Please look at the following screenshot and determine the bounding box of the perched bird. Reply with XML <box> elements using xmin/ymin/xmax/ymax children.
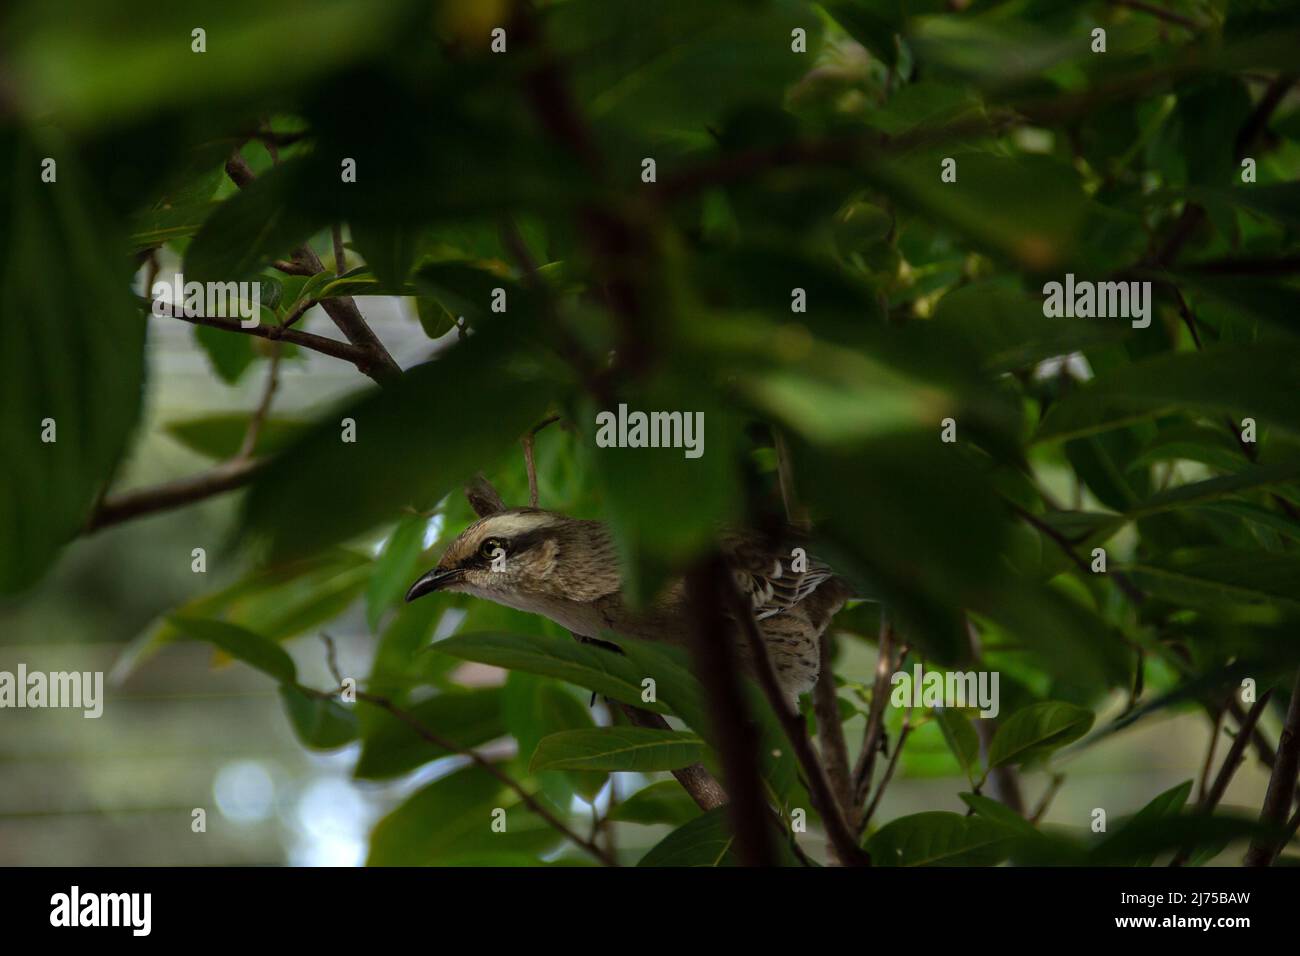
<box><xmin>405</xmin><ymin>508</ymin><xmax>853</xmax><ymax>701</ymax></box>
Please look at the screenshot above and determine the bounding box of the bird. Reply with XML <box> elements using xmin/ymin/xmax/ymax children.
<box><xmin>405</xmin><ymin>507</ymin><xmax>854</xmax><ymax>701</ymax></box>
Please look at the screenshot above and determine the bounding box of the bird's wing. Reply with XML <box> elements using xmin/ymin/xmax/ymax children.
<box><xmin>723</xmin><ymin>534</ymin><xmax>838</xmax><ymax>621</ymax></box>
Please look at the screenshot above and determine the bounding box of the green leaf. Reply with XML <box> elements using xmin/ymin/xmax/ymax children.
<box><xmin>240</xmin><ymin>325</ymin><xmax>553</xmax><ymax>559</ymax></box>
<box><xmin>1118</xmin><ymin>780</ymin><xmax>1194</xmax><ymax>867</ymax></box>
<box><xmin>608</xmin><ymin>780</ymin><xmax>703</xmax><ymax>827</ymax></box>
<box><xmin>192</xmin><ymin>324</ymin><xmax>257</xmax><ymax>384</ymax></box>
<box><xmin>502</xmin><ymin>674</ymin><xmax>604</xmax><ymax>804</ymax></box>
<box><xmin>934</xmin><ymin>708</ymin><xmax>981</xmax><ymax>783</ymax></box>
<box><xmin>866</xmin><ymin>811</ymin><xmax>1016</xmax><ymax>867</ymax></box>
<box><xmin>415</xmin><ymin>297</ymin><xmax>457</xmax><ymax>339</ymax></box>
<box><xmin>958</xmin><ymin>793</ymin><xmax>1040</xmax><ymax>837</ymax></box>
<box><xmin>436</xmin><ymin>631</ymin><xmax>673</xmax><ymax>717</ymax></box>
<box><xmin>167</xmin><ymin>616</ymin><xmax>297</xmax><ymax>684</ymax></box>
<box><xmin>987</xmin><ymin>702</ymin><xmax>1095</xmax><ymax>768</ymax></box>
<box><xmin>636</xmin><ymin>806</ymin><xmax>803</xmax><ymax>867</ymax></box>
<box><xmin>354</xmin><ymin>688</ymin><xmax>506</xmax><ymax>781</ymax></box>
<box><xmin>435</xmin><ymin>631</ymin><xmax>798</xmax><ymax>803</ymax></box>
<box><xmin>552</xmin><ymin>0</ymin><xmax>820</xmax><ymax>133</ymax></box>
<box><xmin>932</xmin><ymin>280</ymin><xmax>1128</xmax><ymax>373</ymax></box>
<box><xmin>1124</xmin><ymin>549</ymin><xmax>1300</xmax><ymax>611</ymax></box>
<box><xmin>185</xmin><ymin>156</ymin><xmax>326</xmax><ymax>282</ymax></box>
<box><xmin>1128</xmin><ymin>463</ymin><xmax>1300</xmax><ymax>519</ymax></box>
<box><xmin>165</xmin><ymin>413</ymin><xmax>312</xmax><ymax>459</ymax></box>
<box><xmin>638</xmin><ymin>807</ymin><xmax>740</xmax><ymax>867</ymax></box>
<box><xmin>1036</xmin><ymin>345</ymin><xmax>1300</xmax><ymax>443</ymax></box>
<box><xmin>349</xmin><ymin>220</ymin><xmax>416</xmax><ymax>289</ymax></box>
<box><xmin>279</xmin><ymin>683</ymin><xmax>359</xmax><ymax>750</ymax></box>
<box><xmin>531</xmin><ymin>728</ymin><xmax>705</xmax><ymax>773</ymax></box>
<box><xmin>365</xmin><ymin>514</ymin><xmax>427</xmax><ymax>630</ymax></box>
<box><xmin>0</xmin><ymin>129</ymin><xmax>145</xmax><ymax>593</ymax></box>
<box><xmin>367</xmin><ymin>764</ymin><xmax>561</xmax><ymax>866</ymax></box>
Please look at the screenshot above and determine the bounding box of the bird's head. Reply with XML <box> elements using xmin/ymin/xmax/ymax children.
<box><xmin>405</xmin><ymin>508</ymin><xmax>615</xmax><ymax>606</ymax></box>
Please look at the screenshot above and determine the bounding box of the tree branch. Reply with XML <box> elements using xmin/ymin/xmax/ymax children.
<box><xmin>355</xmin><ymin>688</ymin><xmax>618</xmax><ymax>866</ymax></box>
<box><xmin>1245</xmin><ymin>671</ymin><xmax>1300</xmax><ymax>866</ymax></box>
<box><xmin>1108</xmin><ymin>0</ymin><xmax>1200</xmax><ymax>30</ymax></box>
<box><xmin>618</xmin><ymin>705</ymin><xmax>728</xmax><ymax>811</ymax></box>
<box><xmin>683</xmin><ymin>557</ymin><xmax>779</xmax><ymax>866</ymax></box>
<box><xmin>1171</xmin><ymin>688</ymin><xmax>1272</xmax><ymax>866</ymax></box>
<box><xmin>852</xmin><ymin>616</ymin><xmax>896</xmax><ymax>815</ymax></box>
<box><xmin>724</xmin><ymin>575</ymin><xmax>871</xmax><ymax>865</ymax></box>
<box><xmin>85</xmin><ymin>457</ymin><xmax>263</xmax><ymax>533</ymax></box>
<box><xmin>223</xmin><ymin>152</ymin><xmax>400</xmax><ymax>384</ymax></box>
<box><xmin>861</xmin><ymin>705</ymin><xmax>913</xmax><ymax>830</ymax></box>
<box><xmin>155</xmin><ymin>303</ymin><xmax>375</xmax><ymax>368</ymax></box>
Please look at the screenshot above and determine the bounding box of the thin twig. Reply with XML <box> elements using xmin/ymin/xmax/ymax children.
<box><xmin>1171</xmin><ymin>689</ymin><xmax>1272</xmax><ymax>866</ymax></box>
<box><xmin>224</xmin><ymin>152</ymin><xmax>400</xmax><ymax>384</ymax></box>
<box><xmin>1108</xmin><ymin>0</ymin><xmax>1200</xmax><ymax>30</ymax></box>
<box><xmin>522</xmin><ymin>415</ymin><xmax>560</xmax><ymax>509</ymax></box>
<box><xmin>862</xmin><ymin>706</ymin><xmax>913</xmax><ymax>829</ymax></box>
<box><xmin>852</xmin><ymin>617</ymin><xmax>896</xmax><ymax>813</ymax></box>
<box><xmin>1197</xmin><ymin>704</ymin><xmax>1227</xmax><ymax>803</ymax></box>
<box><xmin>236</xmin><ymin>343</ymin><xmax>281</xmax><ymax>461</ymax></box>
<box><xmin>1245</xmin><ymin>671</ymin><xmax>1300</xmax><ymax>866</ymax></box>
<box><xmin>1029</xmin><ymin>774</ymin><xmax>1066</xmax><ymax>825</ymax></box>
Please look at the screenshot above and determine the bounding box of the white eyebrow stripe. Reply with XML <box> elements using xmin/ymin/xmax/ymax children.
<box><xmin>479</xmin><ymin>512</ymin><xmax>558</xmax><ymax>538</ymax></box>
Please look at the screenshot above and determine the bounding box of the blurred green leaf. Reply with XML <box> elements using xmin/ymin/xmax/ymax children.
<box><xmin>988</xmin><ymin>702</ymin><xmax>1094</xmax><ymax>768</ymax></box>
<box><xmin>367</xmin><ymin>764</ymin><xmax>561</xmax><ymax>866</ymax></box>
<box><xmin>608</xmin><ymin>780</ymin><xmax>703</xmax><ymax>827</ymax></box>
<box><xmin>866</xmin><ymin>811</ymin><xmax>1016</xmax><ymax>866</ymax></box>
<box><xmin>168</xmin><ymin>616</ymin><xmax>297</xmax><ymax>684</ymax></box>
<box><xmin>0</xmin><ymin>129</ymin><xmax>145</xmax><ymax>593</ymax></box>
<box><xmin>241</xmin><ymin>326</ymin><xmax>554</xmax><ymax>559</ymax></box>
<box><xmin>165</xmin><ymin>413</ymin><xmax>311</xmax><ymax>459</ymax></box>
<box><xmin>279</xmin><ymin>683</ymin><xmax>358</xmax><ymax>750</ymax></box>
<box><xmin>354</xmin><ymin>688</ymin><xmax>506</xmax><ymax>781</ymax></box>
<box><xmin>531</xmin><ymin>727</ymin><xmax>705</xmax><ymax>773</ymax></box>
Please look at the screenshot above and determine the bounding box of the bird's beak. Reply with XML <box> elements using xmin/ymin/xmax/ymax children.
<box><xmin>405</xmin><ymin>567</ymin><xmax>463</xmax><ymax>602</ymax></box>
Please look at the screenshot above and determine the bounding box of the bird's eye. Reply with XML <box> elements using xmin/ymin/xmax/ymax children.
<box><xmin>480</xmin><ymin>538</ymin><xmax>504</xmax><ymax>559</ymax></box>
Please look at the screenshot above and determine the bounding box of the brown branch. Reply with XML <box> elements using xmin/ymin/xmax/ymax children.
<box><xmin>861</xmin><ymin>706</ymin><xmax>913</xmax><ymax>829</ymax></box>
<box><xmin>1197</xmin><ymin>703</ymin><xmax>1227</xmax><ymax>802</ymax></box>
<box><xmin>814</xmin><ymin>632</ymin><xmax>854</xmax><ymax>828</ymax></box>
<box><xmin>522</xmin><ymin>415</ymin><xmax>560</xmax><ymax>509</ymax></box>
<box><xmin>1171</xmin><ymin>688</ymin><xmax>1272</xmax><ymax>866</ymax></box>
<box><xmin>236</xmin><ymin>343</ymin><xmax>281</xmax><ymax>460</ymax></box>
<box><xmin>618</xmin><ymin>705</ymin><xmax>728</xmax><ymax>811</ymax></box>
<box><xmin>223</xmin><ymin>152</ymin><xmax>400</xmax><ymax>385</ymax></box>
<box><xmin>852</xmin><ymin>616</ymin><xmax>896</xmax><ymax>813</ymax></box>
<box><xmin>1030</xmin><ymin>774</ymin><xmax>1066</xmax><ymax>825</ymax></box>
<box><xmin>271</xmin><ymin>258</ymin><xmax>317</xmax><ymax>276</ymax></box>
<box><xmin>85</xmin><ymin>457</ymin><xmax>263</xmax><ymax>533</ymax></box>
<box><xmin>1245</xmin><ymin>671</ymin><xmax>1300</xmax><ymax>866</ymax></box>
<box><xmin>1108</xmin><ymin>0</ymin><xmax>1200</xmax><ymax>30</ymax></box>
<box><xmin>683</xmin><ymin>557</ymin><xmax>779</xmax><ymax>866</ymax></box>
<box><xmin>353</xmin><ymin>688</ymin><xmax>617</xmax><ymax>866</ymax></box>
<box><xmin>156</xmin><ymin>304</ymin><xmax>373</xmax><ymax>368</ymax></box>
<box><xmin>724</xmin><ymin>574</ymin><xmax>871</xmax><ymax>865</ymax></box>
